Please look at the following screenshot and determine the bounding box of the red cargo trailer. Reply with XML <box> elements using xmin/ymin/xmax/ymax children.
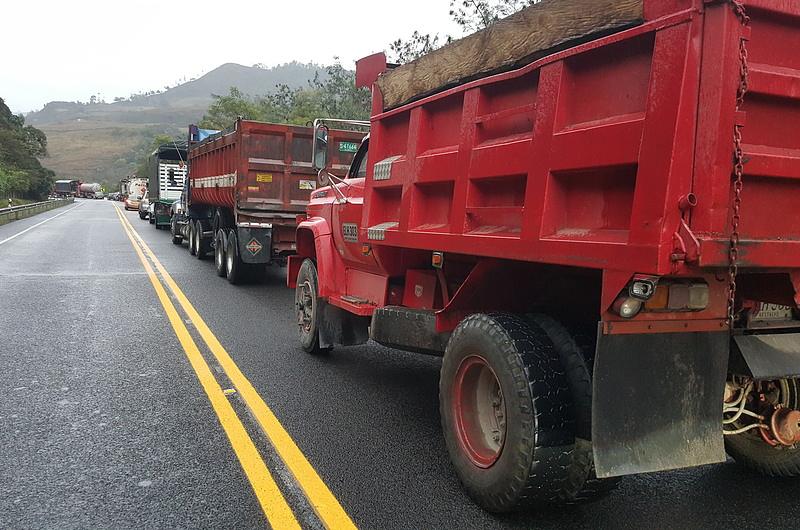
<box><xmin>290</xmin><ymin>0</ymin><xmax>800</xmax><ymax>513</ymax></box>
<box><xmin>179</xmin><ymin>119</ymin><xmax>364</xmax><ymax>283</ymax></box>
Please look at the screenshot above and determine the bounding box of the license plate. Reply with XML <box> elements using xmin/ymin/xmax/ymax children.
<box><xmin>751</xmin><ymin>303</ymin><xmax>794</xmax><ymax>322</ymax></box>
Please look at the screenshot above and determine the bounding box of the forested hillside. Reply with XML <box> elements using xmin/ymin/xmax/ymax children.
<box><xmin>0</xmin><ymin>98</ymin><xmax>54</xmax><ymax>201</ymax></box>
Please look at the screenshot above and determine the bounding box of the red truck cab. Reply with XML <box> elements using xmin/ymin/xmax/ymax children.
<box><xmin>290</xmin><ymin>0</ymin><xmax>800</xmax><ymax>514</ymax></box>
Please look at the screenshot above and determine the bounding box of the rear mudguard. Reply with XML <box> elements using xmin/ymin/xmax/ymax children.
<box><xmin>592</xmin><ymin>330</ymin><xmax>729</xmax><ymax>478</ymax></box>
<box><xmin>237</xmin><ymin>227</ymin><xmax>272</xmax><ymax>265</ymax></box>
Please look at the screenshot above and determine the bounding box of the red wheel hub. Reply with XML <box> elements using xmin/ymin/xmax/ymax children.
<box><xmin>452</xmin><ymin>355</ymin><xmax>507</xmax><ymax>468</ymax></box>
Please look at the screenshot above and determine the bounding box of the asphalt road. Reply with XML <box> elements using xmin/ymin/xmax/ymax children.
<box><xmin>2</xmin><ymin>199</ymin><xmax>799</xmax><ymax>529</ymax></box>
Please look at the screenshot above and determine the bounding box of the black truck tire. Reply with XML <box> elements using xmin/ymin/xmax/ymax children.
<box><xmin>139</xmin><ymin>210</ymin><xmax>147</xmax><ymax>220</ymax></box>
<box><xmin>440</xmin><ymin>313</ymin><xmax>580</xmax><ymax>513</ymax></box>
<box><xmin>214</xmin><ymin>230</ymin><xmax>227</xmax><ymax>277</ymax></box>
<box><xmin>225</xmin><ymin>229</ymin><xmax>245</xmax><ymax>284</ymax></box>
<box><xmin>295</xmin><ymin>259</ymin><xmax>331</xmax><ymax>355</ymax></box>
<box><xmin>195</xmin><ymin>220</ymin><xmax>210</xmax><ymax>260</ymax></box>
<box><xmin>188</xmin><ymin>222</ymin><xmax>197</xmax><ymax>256</ymax></box>
<box><xmin>526</xmin><ymin>315</ymin><xmax>621</xmax><ymax>502</ymax></box>
<box><xmin>170</xmin><ymin>217</ymin><xmax>182</xmax><ymax>245</ymax></box>
<box><xmin>726</xmin><ymin>378</ymin><xmax>800</xmax><ymax>477</ymax></box>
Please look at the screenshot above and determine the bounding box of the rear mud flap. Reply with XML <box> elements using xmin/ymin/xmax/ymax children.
<box><xmin>318</xmin><ymin>301</ymin><xmax>369</xmax><ymax>349</ymax></box>
<box><xmin>732</xmin><ymin>333</ymin><xmax>800</xmax><ymax>379</ymax></box>
<box><xmin>237</xmin><ymin>227</ymin><xmax>272</xmax><ymax>264</ymax></box>
<box><xmin>592</xmin><ymin>330</ymin><xmax>728</xmax><ymax>478</ymax></box>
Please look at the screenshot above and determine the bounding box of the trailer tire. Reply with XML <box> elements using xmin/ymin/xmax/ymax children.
<box><xmin>194</xmin><ymin>221</ymin><xmax>209</xmax><ymax>260</ymax></box>
<box><xmin>170</xmin><ymin>217</ymin><xmax>182</xmax><ymax>245</ymax></box>
<box><xmin>726</xmin><ymin>378</ymin><xmax>800</xmax><ymax>477</ymax></box>
<box><xmin>214</xmin><ymin>230</ymin><xmax>227</xmax><ymax>277</ymax></box>
<box><xmin>525</xmin><ymin>315</ymin><xmax>621</xmax><ymax>502</ymax></box>
<box><xmin>440</xmin><ymin>313</ymin><xmax>578</xmax><ymax>513</ymax></box>
<box><xmin>225</xmin><ymin>230</ymin><xmax>245</xmax><ymax>284</ymax></box>
<box><xmin>188</xmin><ymin>222</ymin><xmax>197</xmax><ymax>256</ymax></box>
<box><xmin>295</xmin><ymin>259</ymin><xmax>331</xmax><ymax>355</ymax></box>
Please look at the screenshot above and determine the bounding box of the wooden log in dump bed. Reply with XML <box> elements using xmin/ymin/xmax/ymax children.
<box><xmin>376</xmin><ymin>0</ymin><xmax>644</xmax><ymax>110</ymax></box>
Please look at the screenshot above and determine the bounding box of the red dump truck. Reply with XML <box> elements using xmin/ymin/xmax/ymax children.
<box><xmin>290</xmin><ymin>0</ymin><xmax>800</xmax><ymax>513</ymax></box>
<box><xmin>174</xmin><ymin>119</ymin><xmax>364</xmax><ymax>283</ymax></box>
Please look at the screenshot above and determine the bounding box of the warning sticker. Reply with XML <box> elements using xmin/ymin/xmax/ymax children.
<box><xmin>256</xmin><ymin>173</ymin><xmax>273</xmax><ymax>183</ymax></box>
<box><xmin>247</xmin><ymin>186</ymin><xmax>259</xmax><ymax>191</ymax></box>
<box><xmin>246</xmin><ymin>238</ymin><xmax>263</xmax><ymax>255</ymax></box>
<box><xmin>299</xmin><ymin>180</ymin><xmax>316</xmax><ymax>190</ymax></box>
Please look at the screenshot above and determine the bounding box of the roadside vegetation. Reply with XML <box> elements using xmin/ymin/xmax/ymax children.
<box><xmin>0</xmin><ymin>98</ymin><xmax>54</xmax><ymax>201</ymax></box>
<box><xmin>198</xmin><ymin>62</ymin><xmax>371</xmax><ymax>130</ymax></box>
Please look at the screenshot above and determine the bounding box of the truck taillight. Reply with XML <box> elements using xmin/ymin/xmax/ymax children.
<box><xmin>644</xmin><ymin>281</ymin><xmax>709</xmax><ymax>312</ymax></box>
<box><xmin>612</xmin><ymin>277</ymin><xmax>709</xmax><ymax>318</ymax></box>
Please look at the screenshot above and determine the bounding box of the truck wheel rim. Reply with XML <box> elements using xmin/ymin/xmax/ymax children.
<box><xmin>226</xmin><ymin>241</ymin><xmax>234</xmax><ymax>274</ymax></box>
<box><xmin>296</xmin><ymin>280</ymin><xmax>314</xmax><ymax>333</ymax></box>
<box><xmin>215</xmin><ymin>234</ymin><xmax>224</xmax><ymax>270</ymax></box>
<box><xmin>453</xmin><ymin>355</ymin><xmax>506</xmax><ymax>468</ymax></box>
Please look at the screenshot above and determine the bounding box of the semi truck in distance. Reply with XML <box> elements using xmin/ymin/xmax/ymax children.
<box><xmin>143</xmin><ymin>142</ymin><xmax>188</xmax><ymax>228</ymax></box>
<box><xmin>171</xmin><ymin>120</ymin><xmax>365</xmax><ymax>284</ymax></box>
<box><xmin>289</xmin><ymin>0</ymin><xmax>800</xmax><ymax>514</ymax></box>
<box><xmin>78</xmin><ymin>182</ymin><xmax>102</xmax><ymax>199</ymax></box>
<box><xmin>53</xmin><ymin>179</ymin><xmax>81</xmax><ymax>197</ymax></box>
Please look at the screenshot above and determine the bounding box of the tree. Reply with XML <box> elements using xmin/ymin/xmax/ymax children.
<box><xmin>0</xmin><ymin>167</ymin><xmax>28</xmax><ymax>199</ymax></box>
<box><xmin>198</xmin><ymin>61</ymin><xmax>370</xmax><ymax>131</ymax></box>
<box><xmin>389</xmin><ymin>0</ymin><xmax>540</xmax><ymax>63</ymax></box>
<box><xmin>199</xmin><ymin>87</ymin><xmax>266</xmax><ymax>130</ymax></box>
<box><xmin>309</xmin><ymin>61</ymin><xmax>371</xmax><ymax>121</ymax></box>
<box><xmin>0</xmin><ymin>97</ymin><xmax>54</xmax><ymax>200</ymax></box>
<box><xmin>449</xmin><ymin>0</ymin><xmax>538</xmax><ymax>33</ymax></box>
<box><xmin>389</xmin><ymin>32</ymin><xmax>445</xmax><ymax>63</ymax></box>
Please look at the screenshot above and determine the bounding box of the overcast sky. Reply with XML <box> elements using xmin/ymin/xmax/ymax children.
<box><xmin>1</xmin><ymin>0</ymin><xmax>460</xmax><ymax>114</ymax></box>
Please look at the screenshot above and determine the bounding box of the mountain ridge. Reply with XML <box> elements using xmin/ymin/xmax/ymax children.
<box><xmin>26</xmin><ymin>62</ymin><xmax>327</xmax><ymax>187</ymax></box>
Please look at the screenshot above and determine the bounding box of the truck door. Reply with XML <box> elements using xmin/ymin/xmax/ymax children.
<box><xmin>331</xmin><ymin>142</ymin><xmax>373</xmax><ymax>268</ymax></box>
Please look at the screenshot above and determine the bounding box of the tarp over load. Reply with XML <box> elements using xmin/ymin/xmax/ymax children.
<box><xmin>376</xmin><ymin>0</ymin><xmax>645</xmax><ymax>110</ymax></box>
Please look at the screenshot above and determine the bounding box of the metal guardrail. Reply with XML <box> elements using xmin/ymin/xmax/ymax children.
<box><xmin>0</xmin><ymin>198</ymin><xmax>74</xmax><ymax>226</ymax></box>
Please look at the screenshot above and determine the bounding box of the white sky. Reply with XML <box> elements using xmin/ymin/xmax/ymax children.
<box><xmin>1</xmin><ymin>0</ymin><xmax>460</xmax><ymax>114</ymax></box>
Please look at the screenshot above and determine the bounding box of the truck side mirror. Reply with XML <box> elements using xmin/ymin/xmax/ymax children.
<box><xmin>312</xmin><ymin>125</ymin><xmax>329</xmax><ymax>171</ymax></box>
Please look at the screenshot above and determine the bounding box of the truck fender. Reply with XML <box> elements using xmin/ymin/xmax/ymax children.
<box><xmin>287</xmin><ymin>218</ymin><xmax>333</xmax><ymax>289</ymax></box>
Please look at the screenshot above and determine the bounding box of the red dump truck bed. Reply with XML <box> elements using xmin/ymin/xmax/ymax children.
<box><xmin>359</xmin><ymin>0</ymin><xmax>800</xmax><ymax>280</ymax></box>
<box><xmin>189</xmin><ymin>120</ymin><xmax>363</xmax><ymax>219</ymax></box>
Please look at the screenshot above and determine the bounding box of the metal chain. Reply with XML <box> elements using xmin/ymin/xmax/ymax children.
<box><xmin>727</xmin><ymin>0</ymin><xmax>750</xmax><ymax>327</ymax></box>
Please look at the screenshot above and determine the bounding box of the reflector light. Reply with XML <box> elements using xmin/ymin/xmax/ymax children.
<box><xmin>613</xmin><ymin>297</ymin><xmax>643</xmax><ymax>319</ymax></box>
<box><xmin>432</xmin><ymin>252</ymin><xmax>444</xmax><ymax>269</ymax></box>
<box><xmin>688</xmin><ymin>284</ymin><xmax>710</xmax><ymax>310</ymax></box>
<box><xmin>645</xmin><ymin>284</ymin><xmax>669</xmax><ymax>310</ymax></box>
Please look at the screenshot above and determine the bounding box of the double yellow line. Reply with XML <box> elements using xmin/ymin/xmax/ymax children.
<box><xmin>113</xmin><ymin>205</ymin><xmax>356</xmax><ymax>530</ymax></box>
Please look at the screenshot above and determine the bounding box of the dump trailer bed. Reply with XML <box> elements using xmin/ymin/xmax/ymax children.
<box><xmin>189</xmin><ymin>119</ymin><xmax>362</xmax><ymax>223</ymax></box>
